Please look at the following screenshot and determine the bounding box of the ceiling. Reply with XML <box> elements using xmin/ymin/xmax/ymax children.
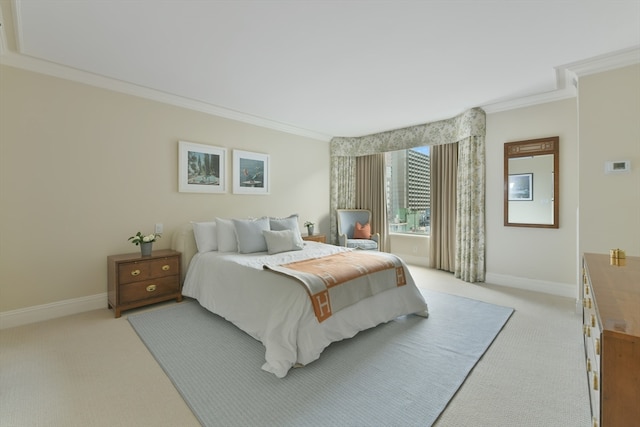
<box><xmin>3</xmin><ymin>0</ymin><xmax>640</xmax><ymax>139</ymax></box>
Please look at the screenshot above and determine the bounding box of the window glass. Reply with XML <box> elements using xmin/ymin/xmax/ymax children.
<box><xmin>385</xmin><ymin>146</ymin><xmax>430</xmax><ymax>235</ymax></box>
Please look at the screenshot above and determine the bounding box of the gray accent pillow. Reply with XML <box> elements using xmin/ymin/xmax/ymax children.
<box><xmin>233</xmin><ymin>217</ymin><xmax>270</xmax><ymax>254</ymax></box>
<box><xmin>263</xmin><ymin>229</ymin><xmax>304</xmax><ymax>255</ymax></box>
<box><xmin>269</xmin><ymin>214</ymin><xmax>301</xmax><ymax>234</ymax></box>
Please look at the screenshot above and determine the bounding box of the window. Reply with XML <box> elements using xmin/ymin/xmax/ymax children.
<box><xmin>385</xmin><ymin>146</ymin><xmax>430</xmax><ymax>235</ymax></box>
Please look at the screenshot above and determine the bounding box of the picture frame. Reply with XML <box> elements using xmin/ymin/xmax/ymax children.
<box><xmin>508</xmin><ymin>173</ymin><xmax>533</xmax><ymax>201</ymax></box>
<box><xmin>178</xmin><ymin>141</ymin><xmax>227</xmax><ymax>193</ymax></box>
<box><xmin>233</xmin><ymin>150</ymin><xmax>270</xmax><ymax>195</ymax></box>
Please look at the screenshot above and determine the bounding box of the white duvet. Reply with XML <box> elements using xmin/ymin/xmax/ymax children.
<box><xmin>182</xmin><ymin>242</ymin><xmax>429</xmax><ymax>378</ymax></box>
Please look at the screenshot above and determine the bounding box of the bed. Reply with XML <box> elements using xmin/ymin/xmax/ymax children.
<box><xmin>171</xmin><ymin>217</ymin><xmax>429</xmax><ymax>378</ymax></box>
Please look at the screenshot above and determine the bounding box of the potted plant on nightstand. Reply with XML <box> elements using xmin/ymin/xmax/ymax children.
<box><xmin>304</xmin><ymin>221</ymin><xmax>315</xmax><ymax>236</ymax></box>
<box><xmin>128</xmin><ymin>231</ymin><xmax>161</xmax><ymax>256</ymax></box>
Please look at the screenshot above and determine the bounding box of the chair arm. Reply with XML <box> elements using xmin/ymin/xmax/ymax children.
<box><xmin>372</xmin><ymin>233</ymin><xmax>380</xmax><ymax>243</ymax></box>
<box><xmin>338</xmin><ymin>233</ymin><xmax>348</xmax><ymax>246</ymax></box>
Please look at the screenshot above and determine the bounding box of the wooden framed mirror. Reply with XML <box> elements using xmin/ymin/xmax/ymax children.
<box><xmin>504</xmin><ymin>136</ymin><xmax>559</xmax><ymax>228</ymax></box>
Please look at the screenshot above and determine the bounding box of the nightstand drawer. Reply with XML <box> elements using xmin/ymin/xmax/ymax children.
<box><xmin>119</xmin><ymin>275</ymin><xmax>180</xmax><ymax>303</ymax></box>
<box><xmin>118</xmin><ymin>257</ymin><xmax>179</xmax><ymax>284</ymax></box>
<box><xmin>150</xmin><ymin>257</ymin><xmax>180</xmax><ymax>277</ymax></box>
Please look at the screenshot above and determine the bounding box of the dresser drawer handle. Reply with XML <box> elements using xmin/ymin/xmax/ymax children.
<box><xmin>585</xmin><ymin>285</ymin><xmax>589</xmax><ymax>295</ymax></box>
<box><xmin>146</xmin><ymin>284</ymin><xmax>157</xmax><ymax>292</ymax></box>
<box><xmin>131</xmin><ymin>269</ymin><xmax>141</xmax><ymax>276</ymax></box>
<box><xmin>595</xmin><ymin>338</ymin><xmax>600</xmax><ymax>355</ymax></box>
<box><xmin>586</xmin><ymin>298</ymin><xmax>592</xmax><ymax>309</ymax></box>
<box><xmin>584</xmin><ymin>325</ymin><xmax>591</xmax><ymax>337</ymax></box>
<box><xmin>162</xmin><ymin>264</ymin><xmax>171</xmax><ymax>271</ymax></box>
<box><xmin>593</xmin><ymin>372</ymin><xmax>598</xmax><ymax>391</ymax></box>
<box><xmin>591</xmin><ymin>314</ymin><xmax>596</xmax><ymax>327</ymax></box>
<box><xmin>586</xmin><ymin>358</ymin><xmax>591</xmax><ymax>372</ymax></box>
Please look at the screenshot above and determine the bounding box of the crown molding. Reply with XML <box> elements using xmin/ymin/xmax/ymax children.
<box><xmin>561</xmin><ymin>45</ymin><xmax>640</xmax><ymax>77</ymax></box>
<box><xmin>483</xmin><ymin>45</ymin><xmax>640</xmax><ymax>114</ymax></box>
<box><xmin>0</xmin><ymin>50</ymin><xmax>332</xmax><ymax>142</ymax></box>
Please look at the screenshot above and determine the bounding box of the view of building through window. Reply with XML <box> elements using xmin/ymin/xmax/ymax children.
<box><xmin>385</xmin><ymin>146</ymin><xmax>430</xmax><ymax>235</ymax></box>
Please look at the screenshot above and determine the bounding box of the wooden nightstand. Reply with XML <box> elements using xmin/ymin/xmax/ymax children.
<box><xmin>107</xmin><ymin>249</ymin><xmax>182</xmax><ymax>318</ymax></box>
<box><xmin>302</xmin><ymin>234</ymin><xmax>326</xmax><ymax>243</ymax></box>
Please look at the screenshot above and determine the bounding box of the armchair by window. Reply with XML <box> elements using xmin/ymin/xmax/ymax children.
<box><xmin>336</xmin><ymin>209</ymin><xmax>379</xmax><ymax>250</ymax></box>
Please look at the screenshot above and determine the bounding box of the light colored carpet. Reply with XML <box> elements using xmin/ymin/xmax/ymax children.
<box><xmin>128</xmin><ymin>290</ymin><xmax>513</xmax><ymax>427</ymax></box>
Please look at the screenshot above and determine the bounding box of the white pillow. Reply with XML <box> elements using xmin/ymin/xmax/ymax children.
<box><xmin>233</xmin><ymin>217</ymin><xmax>270</xmax><ymax>254</ymax></box>
<box><xmin>270</xmin><ymin>214</ymin><xmax>301</xmax><ymax>234</ymax></box>
<box><xmin>263</xmin><ymin>229</ymin><xmax>304</xmax><ymax>255</ymax></box>
<box><xmin>215</xmin><ymin>218</ymin><xmax>238</xmax><ymax>252</ymax></box>
<box><xmin>191</xmin><ymin>221</ymin><xmax>218</xmax><ymax>253</ymax></box>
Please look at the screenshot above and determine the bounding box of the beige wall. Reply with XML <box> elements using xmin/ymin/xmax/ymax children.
<box><xmin>0</xmin><ymin>65</ymin><xmax>329</xmax><ymax>312</ymax></box>
<box><xmin>486</xmin><ymin>99</ymin><xmax>579</xmax><ymax>289</ymax></box>
<box><xmin>2</xmin><ymin>61</ymin><xmax>638</xmax><ymax>316</ymax></box>
<box><xmin>578</xmin><ymin>64</ymin><xmax>640</xmax><ymax>256</ymax></box>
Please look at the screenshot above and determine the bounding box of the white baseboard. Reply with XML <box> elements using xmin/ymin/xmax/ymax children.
<box><xmin>485</xmin><ymin>272</ymin><xmax>577</xmax><ymax>299</ymax></box>
<box><xmin>0</xmin><ymin>293</ymin><xmax>108</xmax><ymax>330</ymax></box>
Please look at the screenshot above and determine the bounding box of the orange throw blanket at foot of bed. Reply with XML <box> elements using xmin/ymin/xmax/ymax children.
<box><xmin>264</xmin><ymin>251</ymin><xmax>407</xmax><ymax>322</ymax></box>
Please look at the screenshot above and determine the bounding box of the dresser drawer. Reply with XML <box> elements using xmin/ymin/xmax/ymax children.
<box><xmin>119</xmin><ymin>275</ymin><xmax>180</xmax><ymax>303</ymax></box>
<box><xmin>118</xmin><ymin>256</ymin><xmax>180</xmax><ymax>284</ymax></box>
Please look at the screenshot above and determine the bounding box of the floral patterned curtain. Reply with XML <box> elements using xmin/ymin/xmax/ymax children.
<box><xmin>455</xmin><ymin>135</ymin><xmax>485</xmax><ymax>282</ymax></box>
<box><xmin>329</xmin><ymin>107</ymin><xmax>486</xmax><ymax>282</ymax></box>
<box><xmin>329</xmin><ymin>155</ymin><xmax>355</xmax><ymax>244</ymax></box>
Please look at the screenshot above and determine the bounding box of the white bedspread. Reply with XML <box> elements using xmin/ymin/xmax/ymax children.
<box><xmin>182</xmin><ymin>242</ymin><xmax>428</xmax><ymax>378</ymax></box>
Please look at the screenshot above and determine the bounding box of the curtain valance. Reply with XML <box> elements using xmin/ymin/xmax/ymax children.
<box><xmin>330</xmin><ymin>107</ymin><xmax>485</xmax><ymax>157</ymax></box>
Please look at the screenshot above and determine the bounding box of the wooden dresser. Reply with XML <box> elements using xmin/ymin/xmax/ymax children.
<box><xmin>107</xmin><ymin>249</ymin><xmax>182</xmax><ymax>318</ymax></box>
<box><xmin>582</xmin><ymin>253</ymin><xmax>639</xmax><ymax>427</ymax></box>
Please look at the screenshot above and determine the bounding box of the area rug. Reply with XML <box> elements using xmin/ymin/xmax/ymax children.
<box><xmin>128</xmin><ymin>290</ymin><xmax>513</xmax><ymax>427</ymax></box>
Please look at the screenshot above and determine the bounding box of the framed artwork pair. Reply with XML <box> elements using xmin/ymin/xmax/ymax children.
<box><xmin>178</xmin><ymin>141</ymin><xmax>270</xmax><ymax>195</ymax></box>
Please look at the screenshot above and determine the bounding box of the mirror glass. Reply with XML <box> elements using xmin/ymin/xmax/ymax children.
<box><xmin>504</xmin><ymin>137</ymin><xmax>559</xmax><ymax>228</ymax></box>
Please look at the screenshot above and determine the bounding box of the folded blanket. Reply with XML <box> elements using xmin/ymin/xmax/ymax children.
<box><xmin>264</xmin><ymin>251</ymin><xmax>406</xmax><ymax>322</ymax></box>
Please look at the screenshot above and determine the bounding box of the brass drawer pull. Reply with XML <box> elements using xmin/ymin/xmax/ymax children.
<box><xmin>586</xmin><ymin>358</ymin><xmax>591</xmax><ymax>372</ymax></box>
<box><xmin>595</xmin><ymin>338</ymin><xmax>600</xmax><ymax>355</ymax></box>
<box><xmin>131</xmin><ymin>269</ymin><xmax>141</xmax><ymax>276</ymax></box>
<box><xmin>586</xmin><ymin>298</ymin><xmax>592</xmax><ymax>309</ymax></box>
<box><xmin>146</xmin><ymin>284</ymin><xmax>157</xmax><ymax>292</ymax></box>
<box><xmin>591</xmin><ymin>314</ymin><xmax>596</xmax><ymax>327</ymax></box>
<box><xmin>162</xmin><ymin>264</ymin><xmax>171</xmax><ymax>271</ymax></box>
<box><xmin>593</xmin><ymin>372</ymin><xmax>598</xmax><ymax>391</ymax></box>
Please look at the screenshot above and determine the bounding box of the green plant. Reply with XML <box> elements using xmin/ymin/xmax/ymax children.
<box><xmin>128</xmin><ymin>232</ymin><xmax>161</xmax><ymax>245</ymax></box>
<box><xmin>304</xmin><ymin>221</ymin><xmax>315</xmax><ymax>227</ymax></box>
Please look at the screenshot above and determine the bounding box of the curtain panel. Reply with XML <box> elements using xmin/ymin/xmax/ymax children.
<box><xmin>329</xmin><ymin>107</ymin><xmax>485</xmax><ymax>283</ymax></box>
<box><xmin>455</xmin><ymin>135</ymin><xmax>486</xmax><ymax>282</ymax></box>
<box><xmin>356</xmin><ymin>154</ymin><xmax>389</xmax><ymax>252</ymax></box>
<box><xmin>429</xmin><ymin>143</ymin><xmax>458</xmax><ymax>272</ymax></box>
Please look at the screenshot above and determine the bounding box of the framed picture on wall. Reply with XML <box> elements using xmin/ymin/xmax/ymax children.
<box><xmin>178</xmin><ymin>141</ymin><xmax>227</xmax><ymax>193</ymax></box>
<box><xmin>508</xmin><ymin>173</ymin><xmax>533</xmax><ymax>201</ymax></box>
<box><xmin>233</xmin><ymin>150</ymin><xmax>270</xmax><ymax>195</ymax></box>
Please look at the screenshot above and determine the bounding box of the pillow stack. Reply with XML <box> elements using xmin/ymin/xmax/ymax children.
<box><xmin>191</xmin><ymin>214</ymin><xmax>305</xmax><ymax>255</ymax></box>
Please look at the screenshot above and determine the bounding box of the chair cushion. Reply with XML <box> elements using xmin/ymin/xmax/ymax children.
<box><xmin>346</xmin><ymin>238</ymin><xmax>378</xmax><ymax>250</ymax></box>
<box><xmin>353</xmin><ymin>222</ymin><xmax>372</xmax><ymax>239</ymax></box>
